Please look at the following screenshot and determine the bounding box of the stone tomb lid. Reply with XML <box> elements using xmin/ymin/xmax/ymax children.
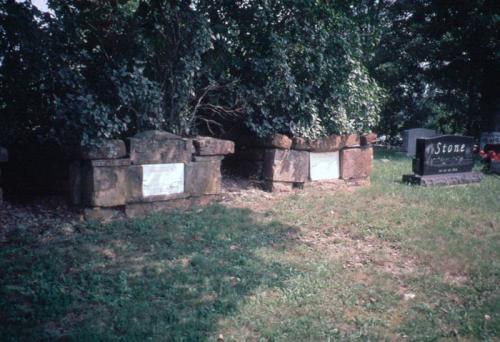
<box><xmin>413</xmin><ymin>135</ymin><xmax>474</xmax><ymax>176</ymax></box>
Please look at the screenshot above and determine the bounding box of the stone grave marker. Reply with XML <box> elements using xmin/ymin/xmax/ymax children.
<box><xmin>309</xmin><ymin>152</ymin><xmax>339</xmax><ymax>181</ymax></box>
<box><xmin>402</xmin><ymin>128</ymin><xmax>438</xmax><ymax>156</ymax></box>
<box><xmin>480</xmin><ymin>132</ymin><xmax>500</xmax><ymax>150</ymax></box>
<box><xmin>403</xmin><ymin>135</ymin><xmax>482</xmax><ymax>186</ymax></box>
<box><xmin>142</xmin><ymin>163</ymin><xmax>184</xmax><ymax>197</ymax></box>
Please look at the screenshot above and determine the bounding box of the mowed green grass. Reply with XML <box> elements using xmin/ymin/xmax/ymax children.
<box><xmin>1</xmin><ymin>149</ymin><xmax>499</xmax><ymax>341</ymax></box>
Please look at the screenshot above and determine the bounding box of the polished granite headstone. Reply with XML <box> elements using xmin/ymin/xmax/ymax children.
<box><xmin>403</xmin><ymin>135</ymin><xmax>482</xmax><ymax>186</ymax></box>
<box><xmin>402</xmin><ymin>128</ymin><xmax>438</xmax><ymax>156</ymax></box>
<box><xmin>480</xmin><ymin>132</ymin><xmax>500</xmax><ymax>149</ymax></box>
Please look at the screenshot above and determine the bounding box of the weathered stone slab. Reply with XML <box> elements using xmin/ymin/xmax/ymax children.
<box><xmin>340</xmin><ymin>147</ymin><xmax>373</xmax><ymax>180</ymax></box>
<box><xmin>143</xmin><ymin>163</ymin><xmax>184</xmax><ymax>197</ymax></box>
<box><xmin>125</xmin><ymin>194</ymin><xmax>223</xmax><ymax>218</ymax></box>
<box><xmin>343</xmin><ymin>134</ymin><xmax>360</xmax><ymax>147</ymax></box>
<box><xmin>263</xmin><ymin>149</ymin><xmax>309</xmax><ymax>182</ymax></box>
<box><xmin>402</xmin><ymin>172</ymin><xmax>483</xmax><ymax>186</ymax></box>
<box><xmin>480</xmin><ymin>132</ymin><xmax>500</xmax><ymax>149</ymax></box>
<box><xmin>264</xmin><ymin>181</ymin><xmax>294</xmax><ymax>192</ymax></box>
<box><xmin>185</xmin><ymin>161</ymin><xmax>221</xmax><ymax>195</ymax></box>
<box><xmin>361</xmin><ymin>133</ymin><xmax>377</xmax><ymax>146</ymax></box>
<box><xmin>293</xmin><ymin>135</ymin><xmax>344</xmax><ymax>152</ymax></box>
<box><xmin>402</xmin><ymin>128</ymin><xmax>438</xmax><ymax>156</ymax></box>
<box><xmin>82</xmin><ymin>163</ymin><xmax>128</xmax><ymax>207</ymax></box>
<box><xmin>265</xmin><ymin>134</ymin><xmax>293</xmax><ymax>149</ymax></box>
<box><xmin>193</xmin><ymin>136</ymin><xmax>235</xmax><ymax>156</ymax></box>
<box><xmin>134</xmin><ymin>130</ymin><xmax>182</xmax><ymax>140</ymax></box>
<box><xmin>310</xmin><ymin>152</ymin><xmax>340</xmax><ymax>181</ymax></box>
<box><xmin>81</xmin><ymin>140</ymin><xmax>126</xmax><ymax>160</ymax></box>
<box><xmin>0</xmin><ymin>147</ymin><xmax>8</xmax><ymax>162</ymax></box>
<box><xmin>127</xmin><ymin>164</ymin><xmax>187</xmax><ymax>203</ymax></box>
<box><xmin>129</xmin><ymin>136</ymin><xmax>192</xmax><ymax>164</ymax></box>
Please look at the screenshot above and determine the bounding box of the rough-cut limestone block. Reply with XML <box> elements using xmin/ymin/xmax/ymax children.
<box><xmin>127</xmin><ymin>164</ymin><xmax>186</xmax><ymax>203</ymax></box>
<box><xmin>263</xmin><ymin>181</ymin><xmax>294</xmax><ymax>192</ymax></box>
<box><xmin>263</xmin><ymin>149</ymin><xmax>309</xmax><ymax>182</ymax></box>
<box><xmin>129</xmin><ymin>132</ymin><xmax>192</xmax><ymax>164</ymax></box>
<box><xmin>81</xmin><ymin>140</ymin><xmax>127</xmax><ymax>160</ymax></box>
<box><xmin>82</xmin><ymin>162</ymin><xmax>128</xmax><ymax>207</ymax></box>
<box><xmin>193</xmin><ymin>136</ymin><xmax>235</xmax><ymax>156</ymax></box>
<box><xmin>343</xmin><ymin>134</ymin><xmax>360</xmax><ymax>147</ymax></box>
<box><xmin>134</xmin><ymin>130</ymin><xmax>182</xmax><ymax>140</ymax></box>
<box><xmin>309</xmin><ymin>152</ymin><xmax>340</xmax><ymax>181</ymax></box>
<box><xmin>185</xmin><ymin>160</ymin><xmax>221</xmax><ymax>195</ymax></box>
<box><xmin>361</xmin><ymin>133</ymin><xmax>377</xmax><ymax>146</ymax></box>
<box><xmin>265</xmin><ymin>134</ymin><xmax>293</xmax><ymax>149</ymax></box>
<box><xmin>340</xmin><ymin>147</ymin><xmax>373</xmax><ymax>180</ymax></box>
<box><xmin>293</xmin><ymin>135</ymin><xmax>344</xmax><ymax>152</ymax></box>
<box><xmin>125</xmin><ymin>194</ymin><xmax>223</xmax><ymax>218</ymax></box>
<box><xmin>0</xmin><ymin>147</ymin><xmax>8</xmax><ymax>162</ymax></box>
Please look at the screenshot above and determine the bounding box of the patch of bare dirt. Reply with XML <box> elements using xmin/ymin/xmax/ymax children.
<box><xmin>0</xmin><ymin>196</ymin><xmax>82</xmax><ymax>244</ymax></box>
<box><xmin>298</xmin><ymin>229</ymin><xmax>418</xmax><ymax>276</ymax></box>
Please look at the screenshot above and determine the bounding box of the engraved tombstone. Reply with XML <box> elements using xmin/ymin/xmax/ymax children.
<box><xmin>403</xmin><ymin>135</ymin><xmax>482</xmax><ymax>186</ymax></box>
<box><xmin>402</xmin><ymin>128</ymin><xmax>438</xmax><ymax>156</ymax></box>
<box><xmin>480</xmin><ymin>132</ymin><xmax>500</xmax><ymax>150</ymax></box>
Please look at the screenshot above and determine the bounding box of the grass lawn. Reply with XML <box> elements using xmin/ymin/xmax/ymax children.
<box><xmin>1</xmin><ymin>149</ymin><xmax>499</xmax><ymax>341</ymax></box>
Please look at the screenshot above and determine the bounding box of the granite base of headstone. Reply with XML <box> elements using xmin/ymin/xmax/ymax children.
<box><xmin>403</xmin><ymin>135</ymin><xmax>482</xmax><ymax>186</ymax></box>
<box><xmin>402</xmin><ymin>172</ymin><xmax>483</xmax><ymax>186</ymax></box>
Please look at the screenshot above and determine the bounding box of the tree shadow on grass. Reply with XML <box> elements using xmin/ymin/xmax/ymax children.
<box><xmin>0</xmin><ymin>205</ymin><xmax>298</xmax><ymax>341</ymax></box>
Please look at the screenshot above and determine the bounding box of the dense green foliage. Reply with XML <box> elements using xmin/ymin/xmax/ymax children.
<box><xmin>0</xmin><ymin>0</ymin><xmax>498</xmax><ymax>145</ymax></box>
<box><xmin>373</xmin><ymin>0</ymin><xmax>500</xmax><ymax>136</ymax></box>
<box><xmin>0</xmin><ymin>0</ymin><xmax>383</xmax><ymax>145</ymax></box>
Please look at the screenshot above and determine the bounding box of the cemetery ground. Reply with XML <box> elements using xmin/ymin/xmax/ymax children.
<box><xmin>1</xmin><ymin>150</ymin><xmax>499</xmax><ymax>341</ymax></box>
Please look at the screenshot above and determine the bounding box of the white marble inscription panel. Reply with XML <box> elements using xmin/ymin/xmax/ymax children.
<box><xmin>142</xmin><ymin>163</ymin><xmax>184</xmax><ymax>197</ymax></box>
<box><xmin>310</xmin><ymin>152</ymin><xmax>339</xmax><ymax>181</ymax></box>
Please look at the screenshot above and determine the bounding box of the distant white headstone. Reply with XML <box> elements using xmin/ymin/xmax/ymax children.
<box><xmin>142</xmin><ymin>163</ymin><xmax>184</xmax><ymax>197</ymax></box>
<box><xmin>402</xmin><ymin>128</ymin><xmax>438</xmax><ymax>156</ymax></box>
<box><xmin>480</xmin><ymin>132</ymin><xmax>500</xmax><ymax>149</ymax></box>
<box><xmin>309</xmin><ymin>152</ymin><xmax>339</xmax><ymax>181</ymax></box>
